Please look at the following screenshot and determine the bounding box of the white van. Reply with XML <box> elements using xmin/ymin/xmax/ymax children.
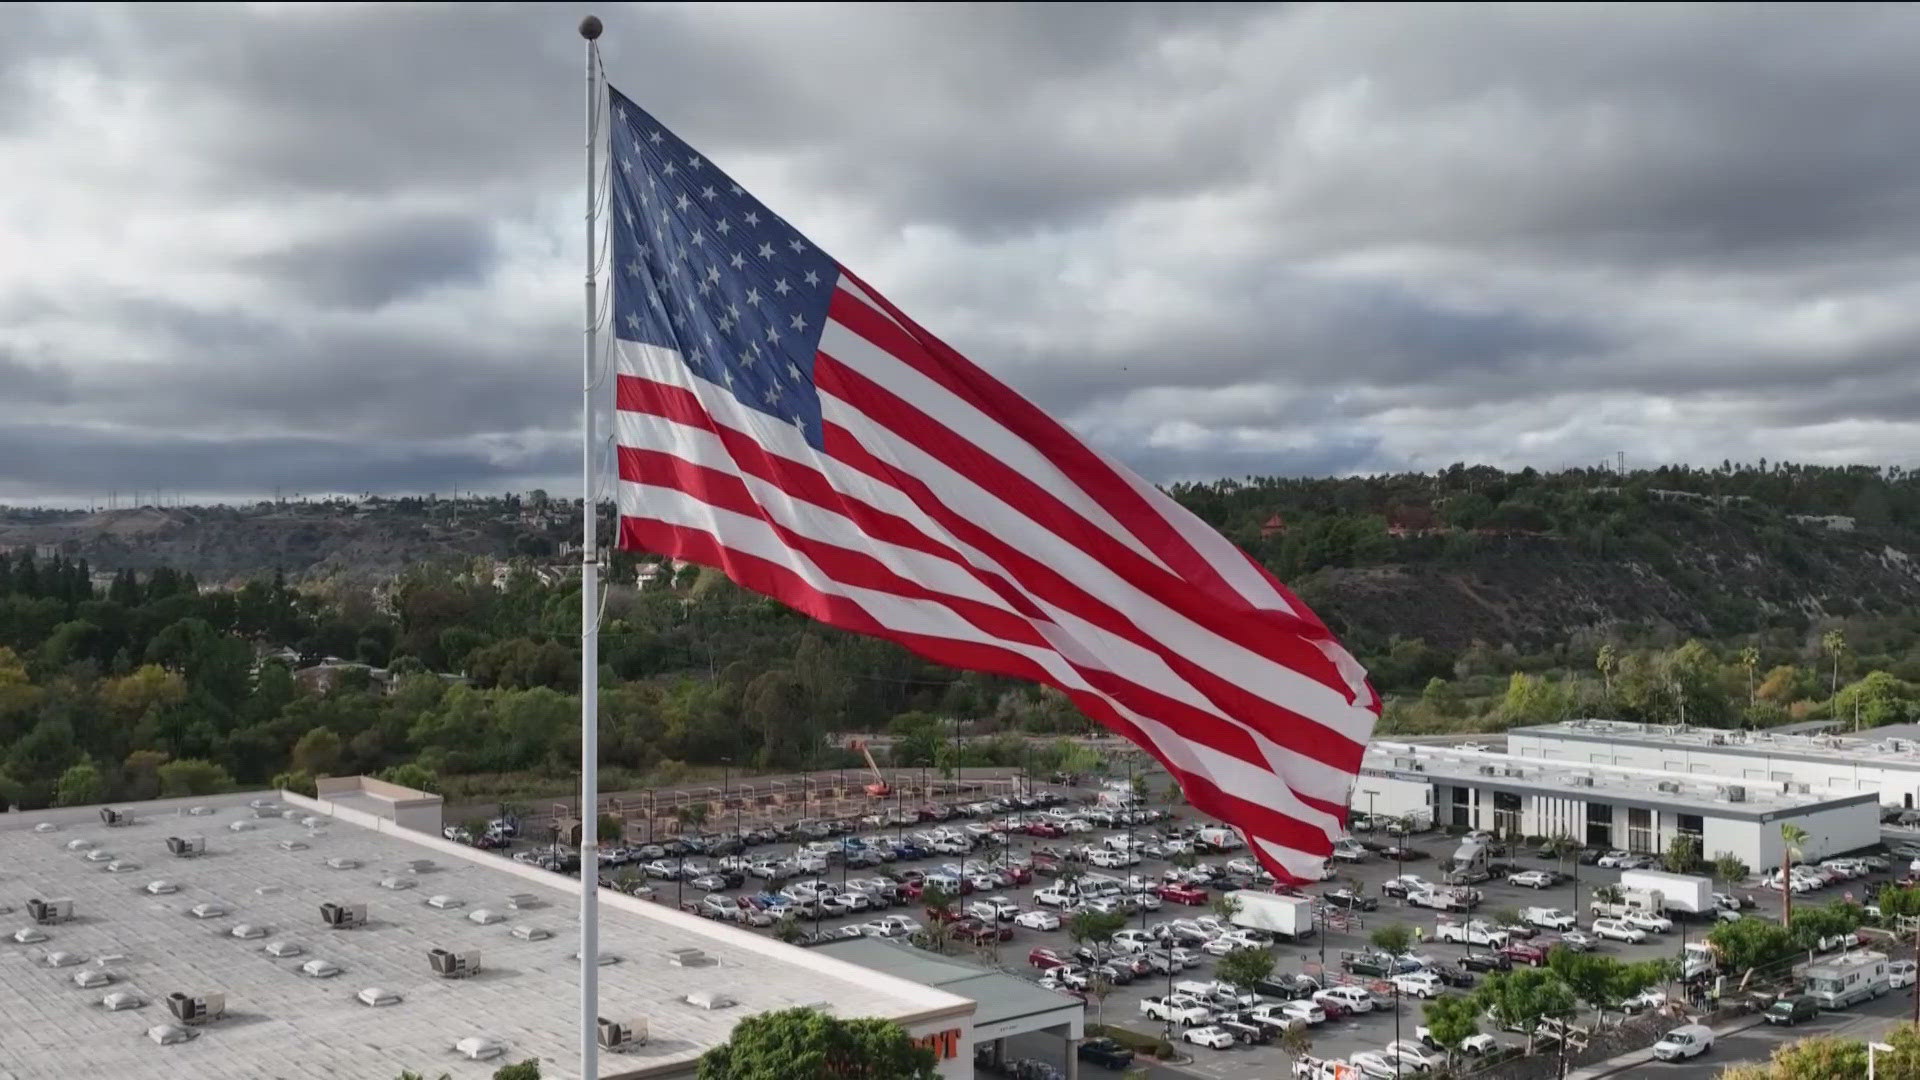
<box><xmin>1651</xmin><ymin>1024</ymin><xmax>1713</xmax><ymax>1061</ymax></box>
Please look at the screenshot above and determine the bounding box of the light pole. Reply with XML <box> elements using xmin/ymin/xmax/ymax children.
<box><xmin>1393</xmin><ymin>982</ymin><xmax>1402</xmax><ymax>1077</ymax></box>
<box><xmin>721</xmin><ymin>757</ymin><xmax>735</xmax><ymax>845</ymax></box>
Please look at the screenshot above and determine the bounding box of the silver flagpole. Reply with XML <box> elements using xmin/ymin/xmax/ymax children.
<box><xmin>577</xmin><ymin>13</ymin><xmax>604</xmax><ymax>1080</ymax></box>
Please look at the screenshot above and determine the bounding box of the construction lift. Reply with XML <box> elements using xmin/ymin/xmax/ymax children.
<box><xmin>851</xmin><ymin>739</ymin><xmax>891</xmax><ymax>798</ymax></box>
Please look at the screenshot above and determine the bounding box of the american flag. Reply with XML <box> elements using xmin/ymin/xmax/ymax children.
<box><xmin>605</xmin><ymin>85</ymin><xmax>1378</xmax><ymax>881</ymax></box>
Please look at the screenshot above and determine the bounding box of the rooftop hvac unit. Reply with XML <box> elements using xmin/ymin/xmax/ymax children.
<box><xmin>429</xmin><ymin>947</ymin><xmax>483</xmax><ymax>979</ymax></box>
<box><xmin>100</xmin><ymin>807</ymin><xmax>128</xmax><ymax>827</ymax></box>
<box><xmin>1477</xmin><ymin>765</ymin><xmax>1499</xmax><ymax>776</ymax></box>
<box><xmin>319</xmin><ymin>902</ymin><xmax>368</xmax><ymax>929</ymax></box>
<box><xmin>166</xmin><ymin>836</ymin><xmax>206</xmax><ymax>858</ymax></box>
<box><xmin>166</xmin><ymin>991</ymin><xmax>225</xmax><ymax>1025</ymax></box>
<box><xmin>598</xmin><ymin>1016</ymin><xmax>650</xmax><ymax>1051</ymax></box>
<box><xmin>1726</xmin><ymin>786</ymin><xmax>1747</xmax><ymax>803</ymax></box>
<box><xmin>1572</xmin><ymin>776</ymin><xmax>1595</xmax><ymax>787</ymax></box>
<box><xmin>1710</xmin><ymin>735</ymin><xmax>1725</xmax><ymax>745</ymax></box>
<box><xmin>1503</xmin><ymin>767</ymin><xmax>1524</xmax><ymax>778</ymax></box>
<box><xmin>1796</xmin><ymin>783</ymin><xmax>1812</xmax><ymax>795</ymax></box>
<box><xmin>27</xmin><ymin>898</ymin><xmax>73</xmax><ymax>925</ymax></box>
<box><xmin>454</xmin><ymin>1037</ymin><xmax>505</xmax><ymax>1062</ymax></box>
<box><xmin>1656</xmin><ymin>781</ymin><xmax>1681</xmax><ymax>794</ymax></box>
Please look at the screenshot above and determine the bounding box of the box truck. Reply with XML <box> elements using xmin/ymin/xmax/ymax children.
<box><xmin>1228</xmin><ymin>891</ymin><xmax>1314</xmax><ymax>941</ymax></box>
<box><xmin>1619</xmin><ymin>870</ymin><xmax>1712</xmax><ymax>916</ymax></box>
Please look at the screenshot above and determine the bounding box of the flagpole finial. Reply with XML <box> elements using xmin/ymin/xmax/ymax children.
<box><xmin>579</xmin><ymin>14</ymin><xmax>603</xmax><ymax>39</ymax></box>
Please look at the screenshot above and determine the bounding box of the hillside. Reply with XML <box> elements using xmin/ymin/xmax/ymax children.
<box><xmin>5</xmin><ymin>463</ymin><xmax>1920</xmax><ymax>651</ymax></box>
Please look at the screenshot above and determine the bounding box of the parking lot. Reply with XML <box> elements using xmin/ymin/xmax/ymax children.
<box><xmin>476</xmin><ymin>777</ymin><xmax>1905</xmax><ymax>1079</ymax></box>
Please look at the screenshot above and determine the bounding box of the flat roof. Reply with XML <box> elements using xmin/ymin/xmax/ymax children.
<box><xmin>1513</xmin><ymin>718</ymin><xmax>1920</xmax><ymax>774</ymax></box>
<box><xmin>813</xmin><ymin>938</ymin><xmax>1081</xmax><ymax>1036</ymax></box>
<box><xmin>0</xmin><ymin>789</ymin><xmax>971</xmax><ymax>1080</ymax></box>
<box><xmin>1362</xmin><ymin>741</ymin><xmax>1878</xmax><ymax>820</ymax></box>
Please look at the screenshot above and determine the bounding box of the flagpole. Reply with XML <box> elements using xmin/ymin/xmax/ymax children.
<box><xmin>577</xmin><ymin>13</ymin><xmax>604</xmax><ymax>1080</ymax></box>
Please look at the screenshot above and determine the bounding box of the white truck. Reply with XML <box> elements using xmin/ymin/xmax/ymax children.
<box><xmin>1141</xmin><ymin>994</ymin><xmax>1214</xmax><ymax>1026</ymax></box>
<box><xmin>1523</xmin><ymin>906</ymin><xmax>1577</xmax><ymax>932</ymax></box>
<box><xmin>1196</xmin><ymin>827</ymin><xmax>1245</xmax><ymax>852</ymax></box>
<box><xmin>1409</xmin><ymin>885</ymin><xmax>1477</xmax><ymax>912</ymax></box>
<box><xmin>1589</xmin><ymin>887</ymin><xmax>1663</xmax><ymax>920</ymax></box>
<box><xmin>1619</xmin><ymin>870</ymin><xmax>1712</xmax><ymax>916</ymax></box>
<box><xmin>1228</xmin><ymin>891</ymin><xmax>1315</xmax><ymax>941</ymax></box>
<box><xmin>1802</xmin><ymin>951</ymin><xmax>1890</xmax><ymax>1010</ymax></box>
<box><xmin>1435</xmin><ymin>918</ymin><xmax>1509</xmax><ymax>947</ymax></box>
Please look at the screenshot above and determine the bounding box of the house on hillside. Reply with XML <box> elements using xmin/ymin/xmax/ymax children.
<box><xmin>1260</xmin><ymin>513</ymin><xmax>1288</xmax><ymax>539</ymax></box>
<box><xmin>1386</xmin><ymin>506</ymin><xmax>1440</xmax><ymax>538</ymax></box>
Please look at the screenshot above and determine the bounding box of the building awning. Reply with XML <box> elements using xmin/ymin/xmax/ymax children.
<box><xmin>814</xmin><ymin>938</ymin><xmax>1085</xmax><ymax>1042</ymax></box>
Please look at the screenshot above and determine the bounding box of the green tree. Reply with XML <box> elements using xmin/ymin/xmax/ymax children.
<box><xmin>55</xmin><ymin>761</ymin><xmax>106</xmax><ymax>807</ymax></box>
<box><xmin>1067</xmin><ymin>910</ymin><xmax>1127</xmax><ymax>954</ymax></box>
<box><xmin>272</xmin><ymin>769</ymin><xmax>319</xmax><ymax>797</ymax></box>
<box><xmin>1370</xmin><ymin>922</ymin><xmax>1414</xmax><ymax>958</ymax></box>
<box><xmin>1475</xmin><ymin>967</ymin><xmax>1576</xmax><ymax>1053</ymax></box>
<box><xmin>1662</xmin><ymin>832</ymin><xmax>1701</xmax><ymax>874</ymax></box>
<box><xmin>1707</xmin><ymin>915</ymin><xmax>1796</xmax><ymax>975</ymax></box>
<box><xmin>1712</xmin><ymin>851</ymin><xmax>1751</xmax><ymax>895</ymax></box>
<box><xmin>1209</xmin><ymin>892</ymin><xmax>1242</xmax><ymax>925</ymax></box>
<box><xmin>1278</xmin><ymin>1022</ymin><xmax>1313</xmax><ymax>1063</ymax></box>
<box><xmin>1780</xmin><ymin>823</ymin><xmax>1808</xmax><ymax>926</ymax></box>
<box><xmin>1421</xmin><ymin>677</ymin><xmax>1465</xmax><ymax>718</ymax></box>
<box><xmin>1788</xmin><ymin>900</ymin><xmax>1864</xmax><ymax>953</ymax></box>
<box><xmin>491</xmin><ymin>1061</ymin><xmax>540</xmax><ymax>1080</ymax></box>
<box><xmin>1834</xmin><ymin>671</ymin><xmax>1920</xmax><ymax>729</ymax></box>
<box><xmin>1716</xmin><ymin>1033</ymin><xmax>1867</xmax><ymax>1080</ymax></box>
<box><xmin>1548</xmin><ymin>949</ymin><xmax>1668</xmax><ymax>1026</ymax></box>
<box><xmin>157</xmin><ymin>758</ymin><xmax>233</xmax><ymax>796</ymax></box>
<box><xmin>696</xmin><ymin>1006</ymin><xmax>938</xmax><ymax>1080</ymax></box>
<box><xmin>1739</xmin><ymin>646</ymin><xmax>1761</xmax><ymax>705</ymax></box>
<box><xmin>376</xmin><ymin>762</ymin><xmax>439</xmax><ymax>792</ymax></box>
<box><xmin>291</xmin><ymin>726</ymin><xmax>344</xmax><ymax>775</ymax></box>
<box><xmin>1420</xmin><ymin>993</ymin><xmax>1481</xmax><ymax>1071</ymax></box>
<box><xmin>1216</xmin><ymin>946</ymin><xmax>1276</xmax><ymax>996</ymax></box>
<box><xmin>1596</xmin><ymin>643</ymin><xmax>1618</xmax><ymax>698</ymax></box>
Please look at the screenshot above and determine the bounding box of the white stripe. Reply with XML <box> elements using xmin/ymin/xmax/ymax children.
<box><xmin>619</xmin><ymin>476</ymin><xmax>1340</xmax><ymax>844</ymax></box>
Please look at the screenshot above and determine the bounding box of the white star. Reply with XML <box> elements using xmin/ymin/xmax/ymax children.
<box><xmin>790</xmin><ymin>313</ymin><xmax>807</xmax><ymax>332</ymax></box>
<box><xmin>675</xmin><ymin>193</ymin><xmax>692</xmax><ymax>212</ymax></box>
<box><xmin>791</xmin><ymin>414</ymin><xmax>805</xmax><ymax>431</ymax></box>
<box><xmin>625</xmin><ymin>260</ymin><xmax>641</xmax><ymax>277</ymax></box>
<box><xmin>765</xmin><ymin>324</ymin><xmax>781</xmax><ymax>345</ymax></box>
<box><xmin>757</xmin><ymin>242</ymin><xmax>775</xmax><ymax>259</ymax></box>
<box><xmin>788</xmin><ymin>238</ymin><xmax>806</xmax><ymax>253</ymax></box>
<box><xmin>663</xmin><ymin>161</ymin><xmax>677</xmax><ymax>178</ymax></box>
<box><xmin>626</xmin><ymin>312</ymin><xmax>641</xmax><ymax>332</ymax></box>
<box><xmin>787</xmin><ymin>362</ymin><xmax>802</xmax><ymax>381</ymax></box>
<box><xmin>716</xmin><ymin>219</ymin><xmax>731</xmax><ymax>236</ymax></box>
<box><xmin>743</xmin><ymin>344</ymin><xmax>759</xmax><ymax>366</ymax></box>
<box><xmin>649</xmin><ymin>130</ymin><xmax>664</xmax><ymax>145</ymax></box>
<box><xmin>744</xmin><ymin>211</ymin><xmax>760</xmax><ymax>227</ymax></box>
<box><xmin>649</xmin><ymin>291</ymin><xmax>665</xmax><ymax>310</ymax></box>
<box><xmin>701</xmin><ymin>185</ymin><xmax>718</xmax><ymax>200</ymax></box>
<box><xmin>804</xmin><ymin>270</ymin><xmax>821</xmax><ymax>287</ymax></box>
<box><xmin>690</xmin><ymin>230</ymin><xmax>705</xmax><ymax>247</ymax></box>
<box><xmin>730</xmin><ymin>184</ymin><xmax>743</xmax><ymax>196</ymax></box>
<box><xmin>705</xmin><ymin>266</ymin><xmax>721</xmax><ymax>285</ymax></box>
<box><xmin>703</xmin><ymin>329</ymin><xmax>714</xmax><ymax>346</ymax></box>
<box><xmin>671</xmin><ymin>310</ymin><xmax>687</xmax><ymax>330</ymax></box>
<box><xmin>745</xmin><ymin>288</ymin><xmax>761</xmax><ymax>307</ymax></box>
<box><xmin>727</xmin><ymin>302</ymin><xmax>742</xmax><ymax>320</ymax></box>
<box><xmin>773</xmin><ymin>279</ymin><xmax>791</xmax><ymax>296</ymax></box>
<box><xmin>697</xmin><ymin>279</ymin><xmax>713</xmax><ymax>297</ymax></box>
<box><xmin>620</xmin><ymin>157</ymin><xmax>632</xmax><ymax>174</ymax></box>
<box><xmin>647</xmin><ymin>173</ymin><xmax>658</xmax><ymax>191</ymax></box>
<box><xmin>722</xmin><ymin>369</ymin><xmax>735</xmax><ymax>387</ymax></box>
<box><xmin>689</xmin><ymin>349</ymin><xmax>704</xmax><ymax>366</ymax></box>
<box><xmin>688</xmin><ymin>155</ymin><xmax>703</xmax><ymax>171</ymax></box>
<box><xmin>623</xmin><ymin>207</ymin><xmax>635</xmax><ymax>228</ymax></box>
<box><xmin>718</xmin><ymin>315</ymin><xmax>733</xmax><ymax>333</ymax></box>
<box><xmin>764</xmin><ymin>385</ymin><xmax>780</xmax><ymax>405</ymax></box>
<box><xmin>730</xmin><ymin>253</ymin><xmax>746</xmax><ymax>270</ymax></box>
<box><xmin>636</xmin><ymin>243</ymin><xmax>652</xmax><ymax>260</ymax></box>
<box><xmin>615</xmin><ymin>106</ymin><xmax>627</xmax><ymax>123</ymax></box>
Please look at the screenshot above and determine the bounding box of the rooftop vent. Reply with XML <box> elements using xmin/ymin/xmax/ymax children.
<box><xmin>12</xmin><ymin>927</ymin><xmax>48</xmax><ymax>943</ymax></box>
<box><xmin>187</xmin><ymin>902</ymin><xmax>228</xmax><ymax>920</ymax></box>
<box><xmin>248</xmin><ymin>798</ymin><xmax>277</xmax><ymax>810</ymax></box>
<box><xmin>147</xmin><ymin>1023</ymin><xmax>197</xmax><ymax>1045</ymax></box>
<box><xmin>405</xmin><ymin>859</ymin><xmax>437</xmax><ymax>875</ymax></box>
<box><xmin>574</xmin><ymin>951</ymin><xmax>621</xmax><ymax>966</ymax></box>
<box><xmin>1726</xmin><ymin>786</ymin><xmax>1747</xmax><ymax>803</ymax></box>
<box><xmin>102</xmin><ymin>991</ymin><xmax>144</xmax><ymax>1011</ymax></box>
<box><xmin>299</xmin><ymin>958</ymin><xmax>341</xmax><ymax>979</ymax></box>
<box><xmin>379</xmin><ymin>877</ymin><xmax>417</xmax><ymax>891</ymax></box>
<box><xmin>357</xmin><ymin>986</ymin><xmax>402</xmax><ymax>1007</ymax></box>
<box><xmin>319</xmin><ymin>902</ymin><xmax>368</xmax><ymax>929</ymax></box>
<box><xmin>598</xmin><ymin>1016</ymin><xmax>650</xmax><ymax>1051</ymax></box>
<box><xmin>1572</xmin><ymin>776</ymin><xmax>1595</xmax><ymax>787</ymax></box>
<box><xmin>454</xmin><ymin>1036</ymin><xmax>505</xmax><ymax>1062</ymax></box>
<box><xmin>278</xmin><ymin>839</ymin><xmax>308</xmax><ymax>851</ymax></box>
<box><xmin>27</xmin><ymin>898</ymin><xmax>74</xmax><ymax>924</ymax></box>
<box><xmin>325</xmin><ymin>857</ymin><xmax>360</xmax><ymax>870</ymax></box>
<box><xmin>186</xmin><ymin>806</ymin><xmax>213</xmax><ymax>816</ymax></box>
<box><xmin>425</xmin><ymin>895</ymin><xmax>463</xmax><ymax>910</ymax></box>
<box><xmin>1656</xmin><ymin>781</ymin><xmax>1682</xmax><ymax>794</ymax></box>
<box><xmin>1477</xmin><ymin>765</ymin><xmax>1498</xmax><ymax>776</ymax></box>
<box><xmin>65</xmin><ymin>839</ymin><xmax>94</xmax><ymax>851</ymax></box>
<box><xmin>467</xmin><ymin>908</ymin><xmax>506</xmax><ymax>926</ymax></box>
<box><xmin>1503</xmin><ymin>767</ymin><xmax>1525</xmax><ymax>778</ymax></box>
<box><xmin>228</xmin><ymin>820</ymin><xmax>255</xmax><ymax>832</ymax></box>
<box><xmin>82</xmin><ymin>850</ymin><xmax>114</xmax><ymax>863</ymax></box>
<box><xmin>166</xmin><ymin>991</ymin><xmax>225</xmax><ymax>1025</ymax></box>
<box><xmin>73</xmin><ymin>968</ymin><xmax>113</xmax><ymax>989</ymax></box>
<box><xmin>263</xmin><ymin>940</ymin><xmax>304</xmax><ymax>958</ymax></box>
<box><xmin>1795</xmin><ymin>783</ymin><xmax>1812</xmax><ymax>794</ymax></box>
<box><xmin>685</xmin><ymin>990</ymin><xmax>735</xmax><ymax>1010</ymax></box>
<box><xmin>666</xmin><ymin>946</ymin><xmax>711</xmax><ymax>968</ymax></box>
<box><xmin>146</xmin><ymin>881</ymin><xmax>179</xmax><ymax>896</ymax></box>
<box><xmin>256</xmin><ymin>885</ymin><xmax>283</xmax><ymax>896</ymax></box>
<box><xmin>505</xmin><ymin>893</ymin><xmax>539</xmax><ymax>910</ymax></box>
<box><xmin>230</xmin><ymin>923</ymin><xmax>269</xmax><ymax>940</ymax></box>
<box><xmin>100</xmin><ymin>807</ymin><xmax>129</xmax><ymax>827</ymax></box>
<box><xmin>509</xmin><ymin>924</ymin><xmax>551</xmax><ymax>941</ymax></box>
<box><xmin>280</xmin><ymin>809</ymin><xmax>301</xmax><ymax>820</ymax></box>
<box><xmin>105</xmin><ymin>859</ymin><xmax>140</xmax><ymax>873</ymax></box>
<box><xmin>301</xmin><ymin>816</ymin><xmax>325</xmax><ymax>829</ymax></box>
<box><xmin>429</xmin><ymin>947</ymin><xmax>482</xmax><ymax>979</ymax></box>
<box><xmin>45</xmin><ymin>951</ymin><xmax>85</xmax><ymax>968</ymax></box>
<box><xmin>33</xmin><ymin>822</ymin><xmax>58</xmax><ymax>833</ymax></box>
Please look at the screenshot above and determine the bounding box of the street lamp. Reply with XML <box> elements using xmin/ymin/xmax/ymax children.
<box><xmin>1870</xmin><ymin>1040</ymin><xmax>1894</xmax><ymax>1080</ymax></box>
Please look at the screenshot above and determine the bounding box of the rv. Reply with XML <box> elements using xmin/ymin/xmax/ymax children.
<box><xmin>1802</xmin><ymin>951</ymin><xmax>1889</xmax><ymax>1010</ymax></box>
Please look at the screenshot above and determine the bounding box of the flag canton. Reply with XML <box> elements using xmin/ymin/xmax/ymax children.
<box><xmin>608</xmin><ymin>87</ymin><xmax>838</xmax><ymax>446</ymax></box>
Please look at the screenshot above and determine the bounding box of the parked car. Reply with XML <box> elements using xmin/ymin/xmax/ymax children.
<box><xmin>1508</xmin><ymin>870</ymin><xmax>1555</xmax><ymax>889</ymax></box>
<box><xmin>1015</xmin><ymin>909</ymin><xmax>1061</xmax><ymax>931</ymax></box>
<box><xmin>1892</xmin><ymin>961</ymin><xmax>1918</xmax><ymax>989</ymax></box>
<box><xmin>1498</xmin><ymin>942</ymin><xmax>1547</xmax><ymax>967</ymax></box>
<box><xmin>1182</xmin><ymin>1026</ymin><xmax>1236</xmax><ymax>1050</ymax></box>
<box><xmin>1459</xmin><ymin>952</ymin><xmax>1512</xmax><ymax>973</ymax></box>
<box><xmin>1325</xmin><ymin>887</ymin><xmax>1377</xmax><ymax>911</ymax></box>
<box><xmin>1077</xmin><ymin>1038</ymin><xmax>1134</xmax><ymax>1069</ymax></box>
<box><xmin>1027</xmin><ymin>947</ymin><xmax>1070</xmax><ymax>971</ymax></box>
<box><xmin>1592</xmin><ymin>918</ymin><xmax>1646</xmax><ymax>944</ymax></box>
<box><xmin>1158</xmin><ymin>884</ymin><xmax>1209</xmax><ymax>906</ymax></box>
<box><xmin>1764</xmin><ymin>996</ymin><xmax>1821</xmax><ymax>1026</ymax></box>
<box><xmin>1651</xmin><ymin>1024</ymin><xmax>1713</xmax><ymax>1062</ymax></box>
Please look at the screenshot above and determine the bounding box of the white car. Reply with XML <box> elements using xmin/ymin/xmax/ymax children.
<box><xmin>1595</xmin><ymin>851</ymin><xmax>1633</xmax><ymax>868</ymax></box>
<box><xmin>1508</xmin><ymin>870</ymin><xmax>1555</xmax><ymax>889</ymax></box>
<box><xmin>1712</xmin><ymin>892</ymin><xmax>1745</xmax><ymax>910</ymax></box>
<box><xmin>1032</xmin><ymin>886</ymin><xmax>1076</xmax><ymax>908</ymax></box>
<box><xmin>1391</xmin><ymin>972</ymin><xmax>1443</xmax><ymax>999</ymax></box>
<box><xmin>1651</xmin><ymin>1024</ymin><xmax>1713</xmax><ymax>1062</ymax></box>
<box><xmin>1559</xmin><ymin>929</ymin><xmax>1598</xmax><ymax>952</ymax></box>
<box><xmin>1893</xmin><ymin>961</ymin><xmax>1919</xmax><ymax>989</ymax></box>
<box><xmin>1385</xmin><ymin>1041</ymin><xmax>1441</xmax><ymax>1072</ymax></box>
<box><xmin>1621</xmin><ymin>988</ymin><xmax>1668</xmax><ymax>1013</ymax></box>
<box><xmin>1111</xmin><ymin>929</ymin><xmax>1156</xmax><ymax>954</ymax></box>
<box><xmin>1591</xmin><ymin>918</ymin><xmax>1646</xmax><ymax>944</ymax></box>
<box><xmin>1315</xmin><ymin>986</ymin><xmax>1374</xmax><ymax>1014</ymax></box>
<box><xmin>1200</xmin><ymin>936</ymin><xmax>1243</xmax><ymax>957</ymax></box>
<box><xmin>1014</xmin><ymin>909</ymin><xmax>1060</xmax><ymax>931</ymax></box>
<box><xmin>1347</xmin><ymin>1051</ymin><xmax>1398</xmax><ymax>1079</ymax></box>
<box><xmin>1419</xmin><ymin>1026</ymin><xmax>1497</xmax><ymax>1055</ymax></box>
<box><xmin>1258</xmin><ymin>1000</ymin><xmax>1325</xmax><ymax>1027</ymax></box>
<box><xmin>1183</xmin><ymin>1025</ymin><xmax>1236</xmax><ymax>1050</ymax></box>
<box><xmin>1622</xmin><ymin>911</ymin><xmax>1672</xmax><ymax>934</ymax></box>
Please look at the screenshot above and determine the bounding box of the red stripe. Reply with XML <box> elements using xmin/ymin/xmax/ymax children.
<box><xmin>617</xmin><ymin>373</ymin><xmax>1363</xmax><ymax>779</ymax></box>
<box><xmin>617</xmin><ymin>514</ymin><xmax>1335</xmax><ymax>877</ymax></box>
<box><xmin>834</xmin><ymin>272</ymin><xmax>1344</xmax><ymax>645</ymax></box>
<box><xmin>810</xmin><ymin>359</ymin><xmax>1366</xmax><ymax>777</ymax></box>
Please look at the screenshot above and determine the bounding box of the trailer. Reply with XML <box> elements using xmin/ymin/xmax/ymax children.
<box><xmin>1229</xmin><ymin>891</ymin><xmax>1315</xmax><ymax>941</ymax></box>
<box><xmin>1620</xmin><ymin>870</ymin><xmax>1712</xmax><ymax>916</ymax></box>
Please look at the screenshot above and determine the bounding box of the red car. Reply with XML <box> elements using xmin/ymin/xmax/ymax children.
<box><xmin>1000</xmin><ymin>864</ymin><xmax>1033</xmax><ymax>885</ymax></box>
<box><xmin>1499</xmin><ymin>942</ymin><xmax>1547</xmax><ymax>967</ymax></box>
<box><xmin>953</xmin><ymin>919</ymin><xmax>1014</xmax><ymax>944</ymax></box>
<box><xmin>1028</xmin><ymin>947</ymin><xmax>1069</xmax><ymax>970</ymax></box>
<box><xmin>1026</xmin><ymin>822</ymin><xmax>1065</xmax><ymax>839</ymax></box>
<box><xmin>1157</xmin><ymin>884</ymin><xmax>1208</xmax><ymax>906</ymax></box>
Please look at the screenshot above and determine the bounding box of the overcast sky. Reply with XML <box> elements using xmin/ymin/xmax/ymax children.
<box><xmin>5</xmin><ymin>3</ymin><xmax>1920</xmax><ymax>505</ymax></box>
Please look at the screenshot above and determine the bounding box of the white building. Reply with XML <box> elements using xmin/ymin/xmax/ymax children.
<box><xmin>1354</xmin><ymin>740</ymin><xmax>1880</xmax><ymax>868</ymax></box>
<box><xmin>1510</xmin><ymin>719</ymin><xmax>1920</xmax><ymax>812</ymax></box>
<box><xmin>0</xmin><ymin>785</ymin><xmax>984</xmax><ymax>1080</ymax></box>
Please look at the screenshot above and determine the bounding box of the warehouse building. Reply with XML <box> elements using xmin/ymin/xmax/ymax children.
<box><xmin>1510</xmin><ymin>719</ymin><xmax>1920</xmax><ymax>812</ymax></box>
<box><xmin>1352</xmin><ymin>740</ymin><xmax>1879</xmax><ymax>868</ymax></box>
<box><xmin>0</xmin><ymin>785</ymin><xmax>985</xmax><ymax>1080</ymax></box>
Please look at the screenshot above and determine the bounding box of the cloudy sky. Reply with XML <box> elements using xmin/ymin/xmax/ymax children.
<box><xmin>5</xmin><ymin>3</ymin><xmax>1920</xmax><ymax>505</ymax></box>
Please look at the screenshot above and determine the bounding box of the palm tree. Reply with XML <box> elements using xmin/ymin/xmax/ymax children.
<box><xmin>1739</xmin><ymin>647</ymin><xmax>1760</xmax><ymax>706</ymax></box>
<box><xmin>1596</xmin><ymin>644</ymin><xmax>1619</xmax><ymax>698</ymax></box>
<box><xmin>1823</xmin><ymin>630</ymin><xmax>1846</xmax><ymax>697</ymax></box>
<box><xmin>1780</xmin><ymin>824</ymin><xmax>1808</xmax><ymax>927</ymax></box>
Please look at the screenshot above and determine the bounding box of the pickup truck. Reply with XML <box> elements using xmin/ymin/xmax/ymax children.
<box><xmin>1408</xmin><ymin>886</ymin><xmax>1476</xmax><ymax>912</ymax></box>
<box><xmin>1524</xmin><ymin>906</ymin><xmax>1577</xmax><ymax>931</ymax></box>
<box><xmin>1435</xmin><ymin>919</ymin><xmax>1509</xmax><ymax>947</ymax></box>
<box><xmin>1340</xmin><ymin>951</ymin><xmax>1399</xmax><ymax>978</ymax></box>
<box><xmin>1140</xmin><ymin>994</ymin><xmax>1214</xmax><ymax>1026</ymax></box>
